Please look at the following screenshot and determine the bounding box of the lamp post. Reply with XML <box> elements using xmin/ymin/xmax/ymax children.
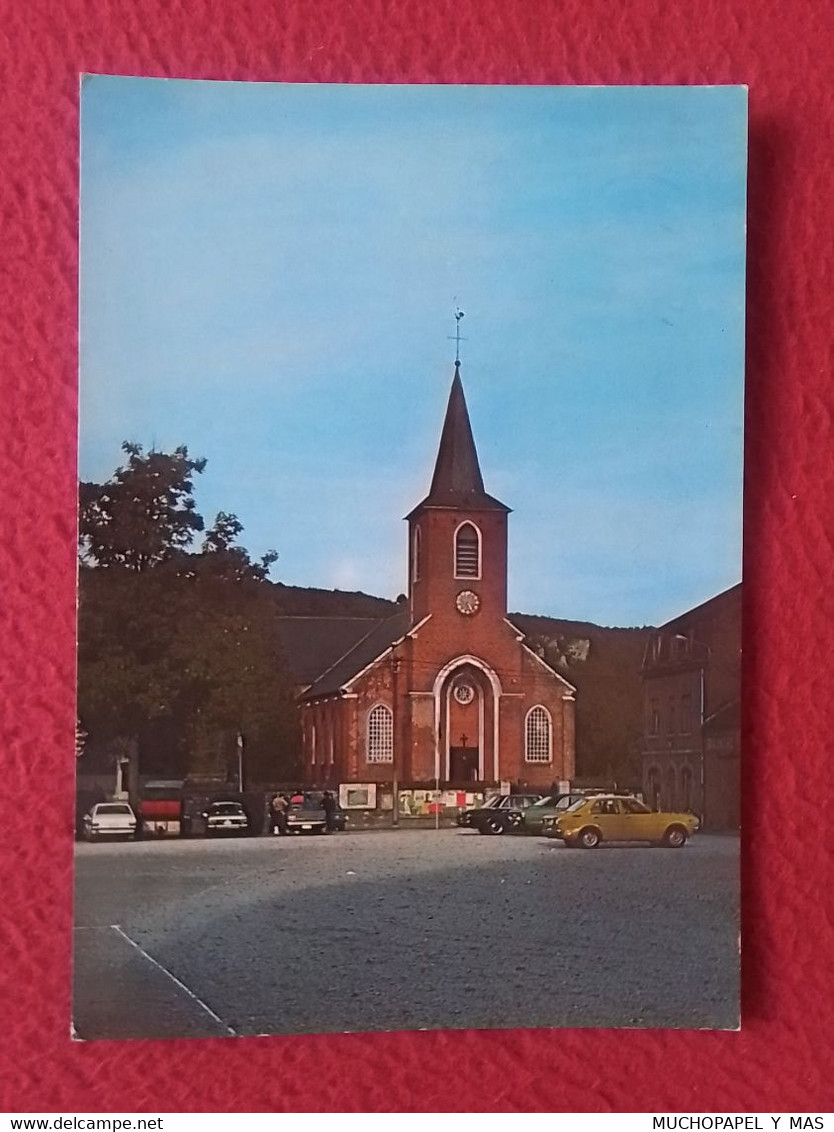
<box><xmin>391</xmin><ymin>656</ymin><xmax>400</xmax><ymax>827</ymax></box>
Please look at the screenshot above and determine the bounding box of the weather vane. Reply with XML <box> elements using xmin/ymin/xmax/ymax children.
<box><xmin>448</xmin><ymin>306</ymin><xmax>467</xmax><ymax>365</ymax></box>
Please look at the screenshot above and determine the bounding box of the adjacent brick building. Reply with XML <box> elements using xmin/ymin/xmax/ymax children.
<box><xmin>289</xmin><ymin>363</ymin><xmax>577</xmax><ymax>795</ymax></box>
<box><xmin>640</xmin><ymin>584</ymin><xmax>741</xmax><ymax>830</ymax></box>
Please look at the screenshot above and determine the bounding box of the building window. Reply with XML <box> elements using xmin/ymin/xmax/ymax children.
<box><xmin>665</xmin><ymin>765</ymin><xmax>677</xmax><ymax>810</ymax></box>
<box><xmin>454</xmin><ymin>522</ymin><xmax>481</xmax><ymax>578</ymax></box>
<box><xmin>680</xmin><ymin>693</ymin><xmax>693</xmax><ymax>734</ymax></box>
<box><xmin>647</xmin><ymin>766</ymin><xmax>661</xmax><ymax>810</ymax></box>
<box><xmin>412</xmin><ymin>525</ymin><xmax>422</xmax><ymax>582</ymax></box>
<box><xmin>525</xmin><ymin>705</ymin><xmax>552</xmax><ymax>763</ymax></box>
<box><xmin>681</xmin><ymin>764</ymin><xmax>693</xmax><ymax>810</ymax></box>
<box><xmin>311</xmin><ymin>723</ymin><xmax>317</xmax><ymax>766</ymax></box>
<box><xmin>667</xmin><ymin>695</ymin><xmax>677</xmax><ymax>734</ymax></box>
<box><xmin>367</xmin><ymin>704</ymin><xmax>394</xmax><ymax>763</ymax></box>
<box><xmin>650</xmin><ymin>700</ymin><xmax>660</xmax><ymax>735</ymax></box>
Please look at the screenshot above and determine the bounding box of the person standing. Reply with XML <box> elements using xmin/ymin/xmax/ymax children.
<box><xmin>270</xmin><ymin>792</ymin><xmax>288</xmax><ymax>836</ymax></box>
<box><xmin>322</xmin><ymin>790</ymin><xmax>337</xmax><ymax>832</ymax></box>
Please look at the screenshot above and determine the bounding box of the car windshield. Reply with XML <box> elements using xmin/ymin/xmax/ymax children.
<box><xmin>481</xmin><ymin>796</ymin><xmax>502</xmax><ymax>809</ymax></box>
<box><xmin>528</xmin><ymin>796</ymin><xmax>556</xmax><ymax>809</ymax></box>
<box><xmin>97</xmin><ymin>804</ymin><xmax>131</xmax><ymax>814</ymax></box>
<box><xmin>564</xmin><ymin>797</ymin><xmax>589</xmax><ymax>813</ymax></box>
<box><xmin>211</xmin><ymin>803</ymin><xmax>243</xmax><ymax>814</ymax></box>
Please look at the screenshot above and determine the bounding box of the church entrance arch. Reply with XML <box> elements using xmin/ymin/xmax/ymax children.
<box><xmin>432</xmin><ymin>656</ymin><xmax>502</xmax><ymax>784</ymax></box>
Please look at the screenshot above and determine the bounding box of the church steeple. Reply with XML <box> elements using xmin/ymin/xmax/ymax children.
<box><xmin>430</xmin><ymin>363</ymin><xmax>486</xmax><ymax>496</ymax></box>
<box><xmin>408</xmin><ymin>364</ymin><xmax>510</xmax><ymax>516</ymax></box>
<box><xmin>406</xmin><ymin>359</ymin><xmax>511</xmax><ymax>625</ymax></box>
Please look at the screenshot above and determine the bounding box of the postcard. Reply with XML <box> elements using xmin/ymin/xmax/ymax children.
<box><xmin>75</xmin><ymin>79</ymin><xmax>746</xmax><ymax>1038</ymax></box>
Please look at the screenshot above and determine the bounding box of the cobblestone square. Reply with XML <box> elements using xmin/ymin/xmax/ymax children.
<box><xmin>73</xmin><ymin>830</ymin><xmax>739</xmax><ymax>1039</ymax></box>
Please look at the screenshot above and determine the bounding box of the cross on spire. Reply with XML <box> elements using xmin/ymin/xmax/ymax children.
<box><xmin>447</xmin><ymin>307</ymin><xmax>467</xmax><ymax>365</ymax></box>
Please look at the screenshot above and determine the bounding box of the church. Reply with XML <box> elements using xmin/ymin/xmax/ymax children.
<box><xmin>293</xmin><ymin>361</ymin><xmax>577</xmax><ymax>795</ymax></box>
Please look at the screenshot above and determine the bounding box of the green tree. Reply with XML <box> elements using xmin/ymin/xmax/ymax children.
<box><xmin>77</xmin><ymin>443</ymin><xmax>298</xmax><ymax>787</ymax></box>
<box><xmin>197</xmin><ymin>511</ymin><xmax>278</xmax><ymax>583</ymax></box>
<box><xmin>79</xmin><ymin>442</ymin><xmax>207</xmax><ymax>571</ymax></box>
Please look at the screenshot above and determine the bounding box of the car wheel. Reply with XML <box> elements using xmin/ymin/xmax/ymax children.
<box><xmin>484</xmin><ymin>816</ymin><xmax>505</xmax><ymax>835</ymax></box>
<box><xmin>663</xmin><ymin>825</ymin><xmax>688</xmax><ymax>848</ymax></box>
<box><xmin>578</xmin><ymin>827</ymin><xmax>600</xmax><ymax>849</ymax></box>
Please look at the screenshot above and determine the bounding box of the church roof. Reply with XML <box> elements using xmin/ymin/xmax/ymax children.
<box><xmin>406</xmin><ymin>364</ymin><xmax>510</xmax><ymax>518</ymax></box>
<box><xmin>274</xmin><ymin>616</ymin><xmax>390</xmax><ymax>687</ymax></box>
<box><xmin>298</xmin><ymin>609</ymin><xmax>411</xmax><ymax>700</ymax></box>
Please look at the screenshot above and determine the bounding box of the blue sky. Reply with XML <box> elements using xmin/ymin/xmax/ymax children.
<box><xmin>80</xmin><ymin>79</ymin><xmax>747</xmax><ymax>626</ymax></box>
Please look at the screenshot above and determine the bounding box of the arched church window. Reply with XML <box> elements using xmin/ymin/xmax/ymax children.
<box><xmin>525</xmin><ymin>705</ymin><xmax>552</xmax><ymax>763</ymax></box>
<box><xmin>454</xmin><ymin>522</ymin><xmax>481</xmax><ymax>578</ymax></box>
<box><xmin>412</xmin><ymin>525</ymin><xmax>422</xmax><ymax>582</ymax></box>
<box><xmin>367</xmin><ymin>704</ymin><xmax>393</xmax><ymax>763</ymax></box>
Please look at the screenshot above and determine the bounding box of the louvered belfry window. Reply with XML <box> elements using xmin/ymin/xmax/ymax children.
<box><xmin>455</xmin><ymin>523</ymin><xmax>480</xmax><ymax>577</ymax></box>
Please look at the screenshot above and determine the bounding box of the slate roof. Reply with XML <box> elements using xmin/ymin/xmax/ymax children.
<box><xmin>298</xmin><ymin>608</ymin><xmax>411</xmax><ymax>700</ymax></box>
<box><xmin>661</xmin><ymin>582</ymin><xmax>742</xmax><ymax>631</ymax></box>
<box><xmin>274</xmin><ymin>616</ymin><xmax>389</xmax><ymax>687</ymax></box>
<box><xmin>703</xmin><ymin>698</ymin><xmax>740</xmax><ymax>732</ymax></box>
<box><xmin>406</xmin><ymin>364</ymin><xmax>510</xmax><ymax>518</ymax></box>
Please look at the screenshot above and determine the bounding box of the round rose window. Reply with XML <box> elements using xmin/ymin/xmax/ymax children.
<box><xmin>454</xmin><ymin>683</ymin><xmax>475</xmax><ymax>705</ymax></box>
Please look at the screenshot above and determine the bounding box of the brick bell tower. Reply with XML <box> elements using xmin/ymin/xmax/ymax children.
<box><xmin>406</xmin><ymin>360</ymin><xmax>511</xmax><ymax>629</ymax></box>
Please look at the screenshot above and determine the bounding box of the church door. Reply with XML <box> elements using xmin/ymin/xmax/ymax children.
<box><xmin>449</xmin><ymin>745</ymin><xmax>479</xmax><ymax>782</ymax></box>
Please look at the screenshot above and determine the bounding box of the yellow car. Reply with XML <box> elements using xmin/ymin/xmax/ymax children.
<box><xmin>548</xmin><ymin>794</ymin><xmax>699</xmax><ymax>849</ymax></box>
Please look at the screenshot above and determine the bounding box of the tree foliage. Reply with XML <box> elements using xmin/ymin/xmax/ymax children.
<box><xmin>77</xmin><ymin>443</ymin><xmax>298</xmax><ymax>786</ymax></box>
<box><xmin>80</xmin><ymin>442</ymin><xmax>207</xmax><ymax>571</ymax></box>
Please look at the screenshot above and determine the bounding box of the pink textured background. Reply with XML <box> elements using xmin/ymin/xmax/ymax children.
<box><xmin>2</xmin><ymin>0</ymin><xmax>833</xmax><ymax>1114</ymax></box>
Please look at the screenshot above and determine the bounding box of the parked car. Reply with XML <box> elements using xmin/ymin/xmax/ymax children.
<box><xmin>286</xmin><ymin>796</ymin><xmax>329</xmax><ymax>834</ymax></box>
<box><xmin>82</xmin><ymin>802</ymin><xmax>138</xmax><ymax>842</ymax></box>
<box><xmin>468</xmin><ymin>793</ymin><xmax>543</xmax><ymax>835</ymax></box>
<box><xmin>304</xmin><ymin>792</ymin><xmax>348</xmax><ymax>831</ymax></box>
<box><xmin>547</xmin><ymin>794</ymin><xmax>700</xmax><ymax>848</ymax></box>
<box><xmin>203</xmin><ymin>800</ymin><xmax>249</xmax><ymax>837</ymax></box>
<box><xmin>457</xmin><ymin>794</ymin><xmax>503</xmax><ymax>828</ymax></box>
<box><xmin>519</xmin><ymin>791</ymin><xmax>599</xmax><ymax>835</ymax></box>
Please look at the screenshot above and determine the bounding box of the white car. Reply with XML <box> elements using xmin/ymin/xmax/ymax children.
<box><xmin>83</xmin><ymin>802</ymin><xmax>138</xmax><ymax>841</ymax></box>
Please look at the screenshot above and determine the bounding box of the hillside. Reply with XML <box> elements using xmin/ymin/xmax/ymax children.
<box><xmin>266</xmin><ymin>582</ymin><xmax>400</xmax><ymax>618</ymax></box>
<box><xmin>511</xmin><ymin>613</ymin><xmax>653</xmax><ymax>781</ymax></box>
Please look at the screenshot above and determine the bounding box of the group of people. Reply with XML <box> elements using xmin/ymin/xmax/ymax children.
<box><xmin>269</xmin><ymin>789</ymin><xmax>338</xmax><ymax>835</ymax></box>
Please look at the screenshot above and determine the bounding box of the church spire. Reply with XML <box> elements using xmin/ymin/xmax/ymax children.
<box><xmin>407</xmin><ymin>363</ymin><xmax>511</xmax><ymax>516</ymax></box>
<box><xmin>429</xmin><ymin>363</ymin><xmax>486</xmax><ymax>496</ymax></box>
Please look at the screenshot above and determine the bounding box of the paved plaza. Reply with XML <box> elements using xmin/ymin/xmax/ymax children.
<box><xmin>73</xmin><ymin>829</ymin><xmax>739</xmax><ymax>1039</ymax></box>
